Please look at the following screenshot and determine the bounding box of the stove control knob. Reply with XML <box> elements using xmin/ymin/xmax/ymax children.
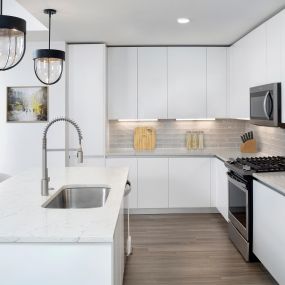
<box><xmin>243</xmin><ymin>165</ymin><xmax>251</xmax><ymax>171</ymax></box>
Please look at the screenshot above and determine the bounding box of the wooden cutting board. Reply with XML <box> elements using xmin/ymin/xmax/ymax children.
<box><xmin>134</xmin><ymin>127</ymin><xmax>156</xmax><ymax>151</ymax></box>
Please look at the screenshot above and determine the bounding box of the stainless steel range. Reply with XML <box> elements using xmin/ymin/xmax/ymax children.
<box><xmin>225</xmin><ymin>156</ymin><xmax>285</xmax><ymax>261</ymax></box>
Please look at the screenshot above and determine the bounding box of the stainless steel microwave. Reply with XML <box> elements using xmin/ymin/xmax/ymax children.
<box><xmin>250</xmin><ymin>83</ymin><xmax>281</xmax><ymax>127</ymax></box>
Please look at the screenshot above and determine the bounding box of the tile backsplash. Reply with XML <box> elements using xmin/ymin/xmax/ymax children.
<box><xmin>246</xmin><ymin>123</ymin><xmax>285</xmax><ymax>155</ymax></box>
<box><xmin>108</xmin><ymin>119</ymin><xmax>246</xmax><ymax>151</ymax></box>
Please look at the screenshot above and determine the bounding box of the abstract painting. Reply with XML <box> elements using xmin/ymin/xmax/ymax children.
<box><xmin>7</xmin><ymin>87</ymin><xmax>48</xmax><ymax>122</ymax></box>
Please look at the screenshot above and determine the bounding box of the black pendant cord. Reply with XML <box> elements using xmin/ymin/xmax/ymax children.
<box><xmin>48</xmin><ymin>11</ymin><xmax>51</xmax><ymax>50</ymax></box>
<box><xmin>0</xmin><ymin>0</ymin><xmax>3</xmax><ymax>15</ymax></box>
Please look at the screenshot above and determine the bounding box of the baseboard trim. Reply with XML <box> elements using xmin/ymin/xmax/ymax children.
<box><xmin>128</xmin><ymin>207</ymin><xmax>219</xmax><ymax>215</ymax></box>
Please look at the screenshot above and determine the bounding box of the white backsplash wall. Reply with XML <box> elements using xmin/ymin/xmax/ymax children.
<box><xmin>109</xmin><ymin>119</ymin><xmax>246</xmax><ymax>151</ymax></box>
<box><xmin>246</xmin><ymin>123</ymin><xmax>285</xmax><ymax>155</ymax></box>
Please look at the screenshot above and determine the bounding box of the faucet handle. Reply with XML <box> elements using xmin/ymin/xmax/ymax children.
<box><xmin>77</xmin><ymin>147</ymin><xmax>83</xmax><ymax>163</ymax></box>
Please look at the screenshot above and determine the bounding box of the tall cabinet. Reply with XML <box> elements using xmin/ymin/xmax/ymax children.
<box><xmin>68</xmin><ymin>44</ymin><xmax>106</xmax><ymax>165</ymax></box>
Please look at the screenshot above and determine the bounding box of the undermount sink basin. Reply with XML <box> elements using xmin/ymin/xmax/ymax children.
<box><xmin>42</xmin><ymin>185</ymin><xmax>111</xmax><ymax>209</ymax></box>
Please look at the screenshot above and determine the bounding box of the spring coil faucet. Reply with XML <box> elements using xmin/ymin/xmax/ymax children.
<box><xmin>41</xmin><ymin>117</ymin><xmax>83</xmax><ymax>196</ymax></box>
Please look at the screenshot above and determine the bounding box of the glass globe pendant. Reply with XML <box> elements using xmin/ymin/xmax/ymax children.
<box><xmin>0</xmin><ymin>0</ymin><xmax>26</xmax><ymax>70</ymax></box>
<box><xmin>33</xmin><ymin>9</ymin><xmax>65</xmax><ymax>85</ymax></box>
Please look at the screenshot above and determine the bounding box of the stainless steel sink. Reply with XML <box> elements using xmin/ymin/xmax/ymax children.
<box><xmin>42</xmin><ymin>185</ymin><xmax>111</xmax><ymax>209</ymax></box>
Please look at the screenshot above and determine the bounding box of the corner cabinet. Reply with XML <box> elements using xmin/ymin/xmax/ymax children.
<box><xmin>68</xmin><ymin>44</ymin><xmax>106</xmax><ymax>159</ymax></box>
<box><xmin>229</xmin><ymin>24</ymin><xmax>267</xmax><ymax>119</ymax></box>
<box><xmin>253</xmin><ymin>180</ymin><xmax>285</xmax><ymax>285</ymax></box>
<box><xmin>108</xmin><ymin>47</ymin><xmax>138</xmax><ymax>120</ymax></box>
<box><xmin>211</xmin><ymin>158</ymin><xmax>229</xmax><ymax>221</ymax></box>
<box><xmin>169</xmin><ymin>157</ymin><xmax>211</xmax><ymax>208</ymax></box>
<box><xmin>168</xmin><ymin>47</ymin><xmax>207</xmax><ymax>119</ymax></box>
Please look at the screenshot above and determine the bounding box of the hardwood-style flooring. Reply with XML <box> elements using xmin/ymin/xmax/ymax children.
<box><xmin>123</xmin><ymin>214</ymin><xmax>277</xmax><ymax>285</ymax></box>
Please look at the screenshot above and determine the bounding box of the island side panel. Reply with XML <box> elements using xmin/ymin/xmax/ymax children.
<box><xmin>113</xmin><ymin>198</ymin><xmax>125</xmax><ymax>285</ymax></box>
<box><xmin>0</xmin><ymin>243</ymin><xmax>113</xmax><ymax>285</ymax></box>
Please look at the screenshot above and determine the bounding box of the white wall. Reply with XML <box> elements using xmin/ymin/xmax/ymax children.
<box><xmin>0</xmin><ymin>41</ymin><xmax>66</xmax><ymax>175</ymax></box>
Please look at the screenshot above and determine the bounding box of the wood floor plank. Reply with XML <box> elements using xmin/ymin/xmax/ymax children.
<box><xmin>123</xmin><ymin>214</ymin><xmax>277</xmax><ymax>285</ymax></box>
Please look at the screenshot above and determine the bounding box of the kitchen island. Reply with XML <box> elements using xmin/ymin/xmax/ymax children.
<box><xmin>0</xmin><ymin>167</ymin><xmax>128</xmax><ymax>285</ymax></box>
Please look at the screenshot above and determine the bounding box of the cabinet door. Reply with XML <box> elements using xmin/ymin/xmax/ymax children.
<box><xmin>138</xmin><ymin>158</ymin><xmax>168</xmax><ymax>208</ymax></box>
<box><xmin>106</xmin><ymin>158</ymin><xmax>138</xmax><ymax>209</ymax></box>
<box><xmin>229</xmin><ymin>25</ymin><xmax>266</xmax><ymax>119</ymax></box>
<box><xmin>213</xmin><ymin>158</ymin><xmax>229</xmax><ymax>221</ymax></box>
<box><xmin>138</xmin><ymin>47</ymin><xmax>167</xmax><ymax>119</ymax></box>
<box><xmin>108</xmin><ymin>47</ymin><xmax>138</xmax><ymax>120</ymax></box>
<box><xmin>169</xmin><ymin>158</ymin><xmax>211</xmax><ymax>208</ymax></box>
<box><xmin>168</xmin><ymin>47</ymin><xmax>207</xmax><ymax>119</ymax></box>
<box><xmin>280</xmin><ymin>10</ymin><xmax>285</xmax><ymax>123</ymax></box>
<box><xmin>207</xmin><ymin>47</ymin><xmax>228</xmax><ymax>118</ymax></box>
<box><xmin>253</xmin><ymin>181</ymin><xmax>285</xmax><ymax>285</ymax></box>
<box><xmin>68</xmin><ymin>44</ymin><xmax>106</xmax><ymax>156</ymax></box>
<box><xmin>266</xmin><ymin>12</ymin><xmax>282</xmax><ymax>83</ymax></box>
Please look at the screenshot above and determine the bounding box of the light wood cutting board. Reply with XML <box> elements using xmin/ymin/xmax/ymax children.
<box><xmin>134</xmin><ymin>127</ymin><xmax>156</xmax><ymax>151</ymax></box>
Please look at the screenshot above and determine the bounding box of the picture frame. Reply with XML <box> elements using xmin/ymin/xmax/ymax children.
<box><xmin>6</xmin><ymin>86</ymin><xmax>48</xmax><ymax>123</ymax></box>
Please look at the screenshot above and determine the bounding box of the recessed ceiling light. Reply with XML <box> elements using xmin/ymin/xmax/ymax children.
<box><xmin>177</xmin><ymin>18</ymin><xmax>190</xmax><ymax>24</ymax></box>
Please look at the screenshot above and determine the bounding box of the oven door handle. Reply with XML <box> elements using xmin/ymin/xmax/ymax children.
<box><xmin>227</xmin><ymin>173</ymin><xmax>247</xmax><ymax>191</ymax></box>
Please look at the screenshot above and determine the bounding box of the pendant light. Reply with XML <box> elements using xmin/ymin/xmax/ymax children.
<box><xmin>0</xmin><ymin>0</ymin><xmax>26</xmax><ymax>70</ymax></box>
<box><xmin>33</xmin><ymin>9</ymin><xmax>65</xmax><ymax>85</ymax></box>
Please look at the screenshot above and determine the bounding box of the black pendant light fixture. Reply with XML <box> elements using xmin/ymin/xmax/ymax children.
<box><xmin>33</xmin><ymin>9</ymin><xmax>65</xmax><ymax>85</ymax></box>
<box><xmin>0</xmin><ymin>0</ymin><xmax>26</xmax><ymax>70</ymax></box>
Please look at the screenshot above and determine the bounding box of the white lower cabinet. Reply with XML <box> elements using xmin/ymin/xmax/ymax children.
<box><xmin>106</xmin><ymin>158</ymin><xmax>138</xmax><ymax>209</ymax></box>
<box><xmin>137</xmin><ymin>158</ymin><xmax>168</xmax><ymax>208</ymax></box>
<box><xmin>169</xmin><ymin>158</ymin><xmax>211</xmax><ymax>208</ymax></box>
<box><xmin>212</xmin><ymin>158</ymin><xmax>229</xmax><ymax>221</ymax></box>
<box><xmin>253</xmin><ymin>180</ymin><xmax>285</xmax><ymax>285</ymax></box>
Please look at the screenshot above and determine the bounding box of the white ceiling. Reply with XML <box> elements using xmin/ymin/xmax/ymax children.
<box><xmin>4</xmin><ymin>0</ymin><xmax>46</xmax><ymax>31</ymax></box>
<box><xmin>17</xmin><ymin>0</ymin><xmax>285</xmax><ymax>45</ymax></box>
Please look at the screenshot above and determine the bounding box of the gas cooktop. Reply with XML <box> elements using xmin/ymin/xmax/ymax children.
<box><xmin>225</xmin><ymin>156</ymin><xmax>285</xmax><ymax>176</ymax></box>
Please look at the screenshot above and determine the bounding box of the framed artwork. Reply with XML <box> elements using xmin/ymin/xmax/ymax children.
<box><xmin>7</xmin><ymin>86</ymin><xmax>48</xmax><ymax>122</ymax></box>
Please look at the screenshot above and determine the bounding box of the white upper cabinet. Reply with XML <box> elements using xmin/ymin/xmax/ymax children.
<box><xmin>138</xmin><ymin>47</ymin><xmax>167</xmax><ymax>119</ymax></box>
<box><xmin>229</xmin><ymin>24</ymin><xmax>266</xmax><ymax>119</ymax></box>
<box><xmin>108</xmin><ymin>47</ymin><xmax>138</xmax><ymax>120</ymax></box>
<box><xmin>266</xmin><ymin>12</ymin><xmax>282</xmax><ymax>83</ymax></box>
<box><xmin>280</xmin><ymin>10</ymin><xmax>285</xmax><ymax>123</ymax></box>
<box><xmin>168</xmin><ymin>47</ymin><xmax>207</xmax><ymax>119</ymax></box>
<box><xmin>206</xmin><ymin>47</ymin><xmax>228</xmax><ymax>118</ymax></box>
<box><xmin>68</xmin><ymin>44</ymin><xmax>106</xmax><ymax>156</ymax></box>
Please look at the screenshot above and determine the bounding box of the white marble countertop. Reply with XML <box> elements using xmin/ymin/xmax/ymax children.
<box><xmin>0</xmin><ymin>167</ymin><xmax>128</xmax><ymax>243</ymax></box>
<box><xmin>106</xmin><ymin>148</ymin><xmax>268</xmax><ymax>162</ymax></box>
<box><xmin>253</xmin><ymin>172</ymin><xmax>285</xmax><ymax>196</ymax></box>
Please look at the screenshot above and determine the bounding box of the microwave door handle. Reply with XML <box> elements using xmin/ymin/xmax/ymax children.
<box><xmin>263</xmin><ymin>91</ymin><xmax>271</xmax><ymax>120</ymax></box>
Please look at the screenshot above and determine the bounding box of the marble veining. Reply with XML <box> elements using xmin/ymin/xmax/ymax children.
<box><xmin>0</xmin><ymin>167</ymin><xmax>128</xmax><ymax>243</ymax></box>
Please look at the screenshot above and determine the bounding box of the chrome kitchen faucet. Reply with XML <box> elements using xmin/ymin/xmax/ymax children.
<box><xmin>41</xmin><ymin>117</ymin><xmax>83</xmax><ymax>196</ymax></box>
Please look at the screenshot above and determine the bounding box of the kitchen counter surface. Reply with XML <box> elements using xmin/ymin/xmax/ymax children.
<box><xmin>0</xmin><ymin>167</ymin><xmax>128</xmax><ymax>243</ymax></box>
<box><xmin>107</xmin><ymin>148</ymin><xmax>268</xmax><ymax>162</ymax></box>
<box><xmin>253</xmin><ymin>172</ymin><xmax>285</xmax><ymax>196</ymax></box>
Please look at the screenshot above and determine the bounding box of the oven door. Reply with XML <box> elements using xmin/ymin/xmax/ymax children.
<box><xmin>227</xmin><ymin>172</ymin><xmax>249</xmax><ymax>241</ymax></box>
